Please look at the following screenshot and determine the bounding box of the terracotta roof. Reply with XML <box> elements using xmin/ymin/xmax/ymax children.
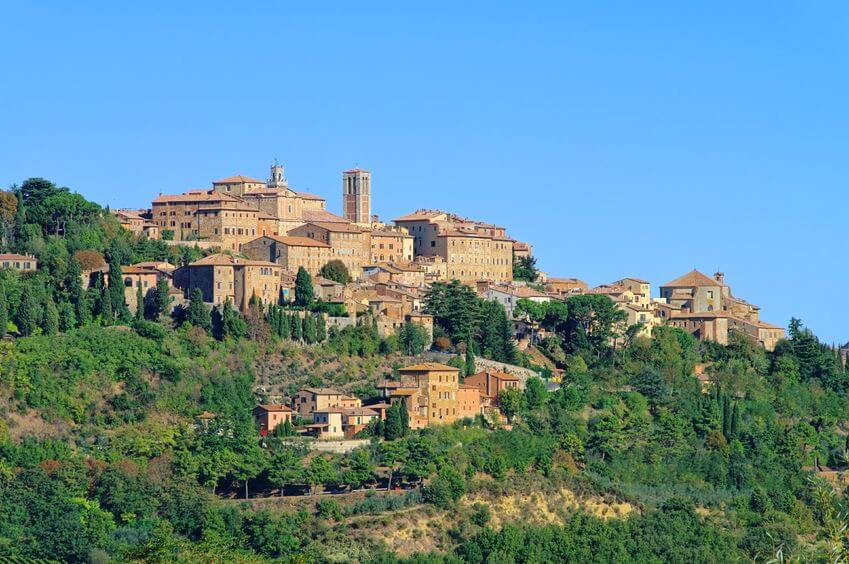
<box><xmin>302</xmin><ymin>387</ymin><xmax>343</xmax><ymax>395</ymax></box>
<box><xmin>469</xmin><ymin>369</ymin><xmax>520</xmax><ymax>381</ymax></box>
<box><xmin>344</xmin><ymin>168</ymin><xmax>369</xmax><ymax>173</ymax></box>
<box><xmin>153</xmin><ymin>190</ymin><xmax>242</xmax><ymax>204</ymax></box>
<box><xmin>133</xmin><ymin>261</ymin><xmax>175</xmax><ymax>270</ymax></box>
<box><xmin>263</xmin><ymin>235</ymin><xmax>331</xmax><ymax>248</ymax></box>
<box><xmin>0</xmin><ymin>253</ymin><xmax>36</xmax><ymax>262</ymax></box>
<box><xmin>342</xmin><ymin>407</ymin><xmax>378</xmax><ymax>416</ymax></box>
<box><xmin>295</xmin><ymin>191</ymin><xmax>325</xmax><ymax>201</ymax></box>
<box><xmin>213</xmin><ymin>175</ymin><xmax>265</xmax><ymax>184</ymax></box>
<box><xmin>190</xmin><ymin>254</ymin><xmax>280</xmax><ymax>268</ymax></box>
<box><xmin>661</xmin><ymin>269</ymin><xmax>723</xmax><ymax>288</ymax></box>
<box><xmin>370</xmin><ymin>229</ymin><xmax>414</xmax><ymax>238</ymax></box>
<box><xmin>399</xmin><ymin>362</ymin><xmax>459</xmax><ymax>372</ymax></box>
<box><xmin>393</xmin><ymin>210</ymin><xmax>448</xmax><ymax>222</ymax></box>
<box><xmin>301</xmin><ymin>221</ymin><xmax>365</xmax><ymax>233</ymax></box>
<box><xmin>619</xmin><ymin>277</ymin><xmax>650</xmax><ymax>284</ymax></box>
<box><xmin>255</xmin><ymin>404</ymin><xmax>293</xmax><ymax>412</ymax></box>
<box><xmin>120</xmin><ymin>265</ymin><xmax>160</xmax><ymax>275</ymax></box>
<box><xmin>302</xmin><ymin>209</ymin><xmax>350</xmax><ymax>223</ymax></box>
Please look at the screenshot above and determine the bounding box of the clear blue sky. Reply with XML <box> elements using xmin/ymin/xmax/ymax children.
<box><xmin>1</xmin><ymin>2</ymin><xmax>847</xmax><ymax>343</ymax></box>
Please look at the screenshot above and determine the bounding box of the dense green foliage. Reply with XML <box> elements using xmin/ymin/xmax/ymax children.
<box><xmin>1</xmin><ymin>177</ymin><xmax>848</xmax><ymax>562</ymax></box>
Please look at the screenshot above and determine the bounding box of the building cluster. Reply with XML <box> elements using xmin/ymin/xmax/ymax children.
<box><xmin>101</xmin><ymin>159</ymin><xmax>787</xmax><ymax>357</ymax></box>
<box><xmin>253</xmin><ymin>362</ymin><xmax>522</xmax><ymax>439</ymax></box>
<box><xmin>482</xmin><ymin>268</ymin><xmax>785</xmax><ymax>351</ymax></box>
<box><xmin>109</xmin><ymin>161</ymin><xmax>531</xmax><ymax>340</ymax></box>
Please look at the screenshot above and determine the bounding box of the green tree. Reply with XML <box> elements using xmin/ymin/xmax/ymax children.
<box><xmin>135</xmin><ymin>284</ymin><xmax>144</xmax><ymax>321</ymax></box>
<box><xmin>42</xmin><ymin>298</ymin><xmax>59</xmax><ymax>335</ymax></box>
<box><xmin>16</xmin><ymin>285</ymin><xmax>39</xmax><ymax>336</ymax></box>
<box><xmin>512</xmin><ymin>255</ymin><xmax>539</xmax><ymax>282</ymax></box>
<box><xmin>498</xmin><ymin>387</ymin><xmax>524</xmax><ymax>423</ymax></box>
<box><xmin>379</xmin><ymin>440</ymin><xmax>408</xmax><ymax>490</ymax></box>
<box><xmin>524</xmin><ymin>377</ymin><xmax>547</xmax><ymax>410</ymax></box>
<box><xmin>294</xmin><ymin>267</ymin><xmax>314</xmax><ymax>307</ymax></box>
<box><xmin>315</xmin><ymin>313</ymin><xmax>327</xmax><ymax>342</ymax></box>
<box><xmin>149</xmin><ymin>277</ymin><xmax>172</xmax><ymax>320</ymax></box>
<box><xmin>99</xmin><ymin>284</ymin><xmax>113</xmax><ymax>325</ymax></box>
<box><xmin>290</xmin><ymin>314</ymin><xmax>302</xmax><ymax>341</ymax></box>
<box><xmin>465</xmin><ymin>344</ymin><xmax>476</xmax><ymax>378</ymax></box>
<box><xmin>304</xmin><ymin>456</ymin><xmax>335</xmax><ymax>495</ymax></box>
<box><xmin>398</xmin><ymin>322</ymin><xmax>428</xmax><ymax>355</ymax></box>
<box><xmin>0</xmin><ymin>286</ymin><xmax>8</xmax><ymax>338</ymax></box>
<box><xmin>108</xmin><ymin>260</ymin><xmax>131</xmax><ymax>321</ymax></box>
<box><xmin>319</xmin><ymin>259</ymin><xmax>351</xmax><ymax>284</ymax></box>
<box><xmin>267</xmin><ymin>448</ymin><xmax>303</xmax><ymax>496</ymax></box>
<box><xmin>184</xmin><ymin>288</ymin><xmax>212</xmax><ymax>332</ymax></box>
<box><xmin>303</xmin><ymin>314</ymin><xmax>317</xmax><ymax>344</ymax></box>
<box><xmin>57</xmin><ymin>300</ymin><xmax>75</xmax><ymax>331</ymax></box>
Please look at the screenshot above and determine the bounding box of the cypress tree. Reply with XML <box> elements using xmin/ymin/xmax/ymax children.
<box><xmin>721</xmin><ymin>394</ymin><xmax>732</xmax><ymax>440</ymax></box>
<box><xmin>57</xmin><ymin>300</ymin><xmax>76</xmax><ymax>332</ymax></box>
<box><xmin>185</xmin><ymin>288</ymin><xmax>212</xmax><ymax>332</ymax></box>
<box><xmin>42</xmin><ymin>298</ymin><xmax>59</xmax><ymax>335</ymax></box>
<box><xmin>135</xmin><ymin>284</ymin><xmax>144</xmax><ymax>321</ymax></box>
<box><xmin>465</xmin><ymin>344</ymin><xmax>476</xmax><ymax>378</ymax></box>
<box><xmin>0</xmin><ymin>286</ymin><xmax>7</xmax><ymax>339</ymax></box>
<box><xmin>303</xmin><ymin>314</ymin><xmax>317</xmax><ymax>344</ymax></box>
<box><xmin>290</xmin><ymin>314</ymin><xmax>302</xmax><ymax>341</ymax></box>
<box><xmin>316</xmin><ymin>313</ymin><xmax>327</xmax><ymax>342</ymax></box>
<box><xmin>152</xmin><ymin>277</ymin><xmax>172</xmax><ymax>320</ymax></box>
<box><xmin>109</xmin><ymin>260</ymin><xmax>131</xmax><ymax>321</ymax></box>
<box><xmin>100</xmin><ymin>285</ymin><xmax>113</xmax><ymax>325</ymax></box>
<box><xmin>730</xmin><ymin>402</ymin><xmax>741</xmax><ymax>438</ymax></box>
<box><xmin>16</xmin><ymin>285</ymin><xmax>38</xmax><ymax>336</ymax></box>
<box><xmin>294</xmin><ymin>267</ymin><xmax>314</xmax><ymax>307</ymax></box>
<box><xmin>279</xmin><ymin>311</ymin><xmax>291</xmax><ymax>339</ymax></box>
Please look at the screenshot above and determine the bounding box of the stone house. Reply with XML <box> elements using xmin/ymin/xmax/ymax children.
<box><xmin>253</xmin><ymin>404</ymin><xmax>294</xmax><ymax>434</ymax></box>
<box><xmin>242</xmin><ymin>235</ymin><xmax>333</xmax><ymax>277</ymax></box>
<box><xmin>174</xmin><ymin>254</ymin><xmax>281</xmax><ymax>311</ymax></box>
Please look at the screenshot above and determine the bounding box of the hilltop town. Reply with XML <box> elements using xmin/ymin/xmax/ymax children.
<box><xmin>112</xmin><ymin>160</ymin><xmax>785</xmax><ymax>344</ymax></box>
<box><xmin>91</xmin><ymin>160</ymin><xmax>797</xmax><ymax>436</ymax></box>
<box><xmin>0</xmin><ymin>169</ymin><xmax>846</xmax><ymax>562</ymax></box>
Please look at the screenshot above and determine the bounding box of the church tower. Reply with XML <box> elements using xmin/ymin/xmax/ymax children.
<box><xmin>342</xmin><ymin>168</ymin><xmax>371</xmax><ymax>224</ymax></box>
<box><xmin>268</xmin><ymin>161</ymin><xmax>288</xmax><ymax>189</ymax></box>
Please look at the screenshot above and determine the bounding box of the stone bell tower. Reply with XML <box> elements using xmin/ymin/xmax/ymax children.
<box><xmin>342</xmin><ymin>168</ymin><xmax>371</xmax><ymax>224</ymax></box>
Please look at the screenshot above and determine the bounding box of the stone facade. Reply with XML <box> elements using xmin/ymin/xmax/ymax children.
<box><xmin>369</xmin><ymin>227</ymin><xmax>414</xmax><ymax>263</ymax></box>
<box><xmin>342</xmin><ymin>169</ymin><xmax>371</xmax><ymax>224</ymax></box>
<box><xmin>175</xmin><ymin>253</ymin><xmax>282</xmax><ymax>311</ymax></box>
<box><xmin>0</xmin><ymin>253</ymin><xmax>37</xmax><ymax>272</ymax></box>
<box><xmin>659</xmin><ymin>269</ymin><xmax>784</xmax><ymax>351</ymax></box>
<box><xmin>242</xmin><ymin>235</ymin><xmax>333</xmax><ymax>277</ymax></box>
<box><xmin>394</xmin><ymin>210</ymin><xmax>513</xmax><ymax>283</ymax></box>
<box><xmin>289</xmin><ymin>222</ymin><xmax>370</xmax><ymax>279</ymax></box>
<box><xmin>378</xmin><ymin>362</ymin><xmax>472</xmax><ymax>428</ymax></box>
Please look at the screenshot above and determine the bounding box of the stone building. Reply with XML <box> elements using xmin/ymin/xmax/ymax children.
<box><xmin>175</xmin><ymin>253</ymin><xmax>282</xmax><ymax>311</ymax></box>
<box><xmin>193</xmin><ymin>200</ymin><xmax>262</xmax><ymax>251</ymax></box>
<box><xmin>242</xmin><ymin>235</ymin><xmax>333</xmax><ymax>277</ymax></box>
<box><xmin>362</xmin><ymin>262</ymin><xmax>427</xmax><ymax>287</ymax></box>
<box><xmin>659</xmin><ymin>269</ymin><xmax>785</xmax><ymax>350</ymax></box>
<box><xmin>289</xmin><ymin>221</ymin><xmax>370</xmax><ymax>279</ymax></box>
<box><xmin>152</xmin><ymin>190</ymin><xmax>249</xmax><ymax>242</ymax></box>
<box><xmin>464</xmin><ymin>370</ymin><xmax>521</xmax><ymax>406</ymax></box>
<box><xmin>394</xmin><ymin>209</ymin><xmax>514</xmax><ymax>283</ymax></box>
<box><xmin>378</xmin><ymin>362</ymin><xmax>474</xmax><ymax>428</ymax></box>
<box><xmin>291</xmin><ymin>388</ymin><xmax>361</xmax><ymax>418</ymax></box>
<box><xmin>369</xmin><ymin>227</ymin><xmax>414</xmax><ymax>263</ymax></box>
<box><xmin>342</xmin><ymin>168</ymin><xmax>371</xmax><ymax>224</ymax></box>
<box><xmin>545</xmin><ymin>277</ymin><xmax>588</xmax><ymax>296</ymax></box>
<box><xmin>0</xmin><ymin>253</ymin><xmax>37</xmax><ymax>272</ymax></box>
<box><xmin>120</xmin><ymin>263</ymin><xmax>173</xmax><ymax>314</ymax></box>
<box><xmin>253</xmin><ymin>404</ymin><xmax>294</xmax><ymax>434</ymax></box>
<box><xmin>211</xmin><ymin>175</ymin><xmax>266</xmax><ymax>198</ymax></box>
